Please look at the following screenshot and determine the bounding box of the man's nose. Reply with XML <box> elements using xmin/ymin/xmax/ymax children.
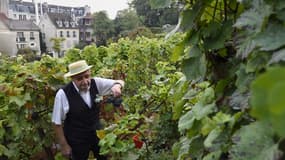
<box><xmin>82</xmin><ymin>78</ymin><xmax>89</xmax><ymax>84</ymax></box>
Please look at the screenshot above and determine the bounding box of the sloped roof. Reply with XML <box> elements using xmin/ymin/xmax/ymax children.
<box><xmin>47</xmin><ymin>12</ymin><xmax>79</xmax><ymax>29</ymax></box>
<box><xmin>0</xmin><ymin>13</ymin><xmax>39</xmax><ymax>31</ymax></box>
<box><xmin>8</xmin><ymin>20</ymin><xmax>40</xmax><ymax>31</ymax></box>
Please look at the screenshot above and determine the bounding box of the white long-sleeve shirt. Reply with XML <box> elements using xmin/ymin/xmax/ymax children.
<box><xmin>52</xmin><ymin>77</ymin><xmax>123</xmax><ymax>125</ymax></box>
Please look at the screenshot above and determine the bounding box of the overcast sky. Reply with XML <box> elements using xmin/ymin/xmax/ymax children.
<box><xmin>31</xmin><ymin>0</ymin><xmax>131</xmax><ymax>19</ymax></box>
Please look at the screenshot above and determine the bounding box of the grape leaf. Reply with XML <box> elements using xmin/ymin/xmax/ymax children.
<box><xmin>149</xmin><ymin>0</ymin><xmax>172</xmax><ymax>9</ymax></box>
<box><xmin>250</xmin><ymin>67</ymin><xmax>285</xmax><ymax>137</ymax></box>
<box><xmin>254</xmin><ymin>23</ymin><xmax>285</xmax><ymax>51</ymax></box>
<box><xmin>229</xmin><ymin>121</ymin><xmax>281</xmax><ymax>160</ymax></box>
<box><xmin>268</xmin><ymin>48</ymin><xmax>285</xmax><ymax>65</ymax></box>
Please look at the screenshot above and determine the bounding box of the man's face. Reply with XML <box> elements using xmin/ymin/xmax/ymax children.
<box><xmin>71</xmin><ymin>70</ymin><xmax>91</xmax><ymax>92</ymax></box>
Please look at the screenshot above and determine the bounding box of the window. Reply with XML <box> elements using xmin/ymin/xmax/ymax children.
<box><xmin>67</xmin><ymin>31</ymin><xmax>70</xmax><ymax>37</ymax></box>
<box><xmin>23</xmin><ymin>15</ymin><xmax>27</xmax><ymax>20</ymax></box>
<box><xmin>19</xmin><ymin>15</ymin><xmax>22</xmax><ymax>20</ymax></box>
<box><xmin>60</xmin><ymin>31</ymin><xmax>63</xmax><ymax>37</ymax></box>
<box><xmin>64</xmin><ymin>21</ymin><xmax>69</xmax><ymax>27</ymax></box>
<box><xmin>56</xmin><ymin>20</ymin><xmax>63</xmax><ymax>27</ymax></box>
<box><xmin>86</xmin><ymin>32</ymin><xmax>91</xmax><ymax>38</ymax></box>
<box><xmin>16</xmin><ymin>32</ymin><xmax>25</xmax><ymax>42</ymax></box>
<box><xmin>73</xmin><ymin>31</ymin><xmax>76</xmax><ymax>37</ymax></box>
<box><xmin>17</xmin><ymin>32</ymin><xmax>24</xmax><ymax>37</ymax></box>
<box><xmin>30</xmin><ymin>32</ymin><xmax>34</xmax><ymax>40</ymax></box>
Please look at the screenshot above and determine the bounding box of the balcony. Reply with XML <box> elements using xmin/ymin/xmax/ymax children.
<box><xmin>16</xmin><ymin>37</ymin><xmax>26</xmax><ymax>43</ymax></box>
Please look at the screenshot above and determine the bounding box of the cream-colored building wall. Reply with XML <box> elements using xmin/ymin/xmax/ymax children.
<box><xmin>14</xmin><ymin>30</ymin><xmax>41</xmax><ymax>54</ymax></box>
<box><xmin>0</xmin><ymin>20</ymin><xmax>16</xmax><ymax>56</ymax></box>
<box><xmin>56</xmin><ymin>29</ymin><xmax>79</xmax><ymax>53</ymax></box>
<box><xmin>0</xmin><ymin>31</ymin><xmax>17</xmax><ymax>56</ymax></box>
<box><xmin>0</xmin><ymin>30</ymin><xmax>40</xmax><ymax>56</ymax></box>
<box><xmin>39</xmin><ymin>14</ymin><xmax>56</xmax><ymax>54</ymax></box>
<box><xmin>0</xmin><ymin>21</ymin><xmax>40</xmax><ymax>56</ymax></box>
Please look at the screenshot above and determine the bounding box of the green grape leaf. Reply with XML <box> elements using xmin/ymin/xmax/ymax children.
<box><xmin>192</xmin><ymin>102</ymin><xmax>216</xmax><ymax>120</ymax></box>
<box><xmin>200</xmin><ymin>87</ymin><xmax>215</xmax><ymax>105</ymax></box>
<box><xmin>254</xmin><ymin>23</ymin><xmax>285</xmax><ymax>51</ymax></box>
<box><xmin>173</xmin><ymin>99</ymin><xmax>187</xmax><ymax>120</ymax></box>
<box><xmin>204</xmin><ymin>127</ymin><xmax>222</xmax><ymax>148</ymax></box>
<box><xmin>201</xmin><ymin>117</ymin><xmax>216</xmax><ymax>136</ymax></box>
<box><xmin>234</xmin><ymin>0</ymin><xmax>272</xmax><ymax>32</ymax></box>
<box><xmin>9</xmin><ymin>93</ymin><xmax>31</xmax><ymax>107</ymax></box>
<box><xmin>212</xmin><ymin>112</ymin><xmax>232</xmax><ymax>124</ymax></box>
<box><xmin>268</xmin><ymin>48</ymin><xmax>285</xmax><ymax>65</ymax></box>
<box><xmin>202</xmin><ymin>150</ymin><xmax>222</xmax><ymax>160</ymax></box>
<box><xmin>236</xmin><ymin>37</ymin><xmax>256</xmax><ymax>59</ymax></box>
<box><xmin>276</xmin><ymin>9</ymin><xmax>285</xmax><ymax>21</ymax></box>
<box><xmin>229</xmin><ymin>121</ymin><xmax>280</xmax><ymax>160</ymax></box>
<box><xmin>171</xmin><ymin>41</ymin><xmax>185</xmax><ymax>62</ymax></box>
<box><xmin>178</xmin><ymin>110</ymin><xmax>195</xmax><ymax>132</ymax></box>
<box><xmin>250</xmin><ymin>67</ymin><xmax>285</xmax><ymax>137</ymax></box>
<box><xmin>180</xmin><ymin>2</ymin><xmax>205</xmax><ymax>31</ymax></box>
<box><xmin>149</xmin><ymin>0</ymin><xmax>172</xmax><ymax>9</ymax></box>
<box><xmin>182</xmin><ymin>46</ymin><xmax>207</xmax><ymax>80</ymax></box>
<box><xmin>229</xmin><ymin>91</ymin><xmax>250</xmax><ymax>110</ymax></box>
<box><xmin>204</xmin><ymin>21</ymin><xmax>233</xmax><ymax>50</ymax></box>
<box><xmin>188</xmin><ymin>136</ymin><xmax>204</xmax><ymax>159</ymax></box>
<box><xmin>235</xmin><ymin>64</ymin><xmax>255</xmax><ymax>93</ymax></box>
<box><xmin>246</xmin><ymin>51</ymin><xmax>270</xmax><ymax>73</ymax></box>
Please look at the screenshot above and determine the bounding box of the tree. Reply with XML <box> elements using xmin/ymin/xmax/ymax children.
<box><xmin>131</xmin><ymin>0</ymin><xmax>179</xmax><ymax>27</ymax></box>
<box><xmin>50</xmin><ymin>37</ymin><xmax>65</xmax><ymax>57</ymax></box>
<box><xmin>114</xmin><ymin>9</ymin><xmax>141</xmax><ymax>37</ymax></box>
<box><xmin>92</xmin><ymin>11</ymin><xmax>115</xmax><ymax>46</ymax></box>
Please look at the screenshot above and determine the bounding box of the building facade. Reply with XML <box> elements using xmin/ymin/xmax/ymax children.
<box><xmin>0</xmin><ymin>0</ymin><xmax>94</xmax><ymax>57</ymax></box>
<box><xmin>39</xmin><ymin>12</ymin><xmax>79</xmax><ymax>57</ymax></box>
<box><xmin>0</xmin><ymin>13</ymin><xmax>40</xmax><ymax>56</ymax></box>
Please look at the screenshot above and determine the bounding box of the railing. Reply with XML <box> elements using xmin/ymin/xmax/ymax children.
<box><xmin>16</xmin><ymin>37</ymin><xmax>26</xmax><ymax>42</ymax></box>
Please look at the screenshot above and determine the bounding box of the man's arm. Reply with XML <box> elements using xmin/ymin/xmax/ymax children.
<box><xmin>52</xmin><ymin>89</ymin><xmax>71</xmax><ymax>158</ymax></box>
<box><xmin>94</xmin><ymin>77</ymin><xmax>125</xmax><ymax>96</ymax></box>
<box><xmin>54</xmin><ymin>124</ymin><xmax>71</xmax><ymax>158</ymax></box>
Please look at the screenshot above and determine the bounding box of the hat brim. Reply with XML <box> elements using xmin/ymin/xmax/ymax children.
<box><xmin>64</xmin><ymin>65</ymin><xmax>92</xmax><ymax>78</ymax></box>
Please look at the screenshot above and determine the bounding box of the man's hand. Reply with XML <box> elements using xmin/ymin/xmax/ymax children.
<box><xmin>53</xmin><ymin>124</ymin><xmax>72</xmax><ymax>159</ymax></box>
<box><xmin>60</xmin><ymin>143</ymin><xmax>72</xmax><ymax>158</ymax></box>
<box><xmin>111</xmin><ymin>83</ymin><xmax>122</xmax><ymax>97</ymax></box>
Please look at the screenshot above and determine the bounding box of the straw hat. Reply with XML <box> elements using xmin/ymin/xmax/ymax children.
<box><xmin>64</xmin><ymin>60</ymin><xmax>92</xmax><ymax>78</ymax></box>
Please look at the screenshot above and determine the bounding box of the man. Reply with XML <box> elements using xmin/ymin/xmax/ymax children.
<box><xmin>52</xmin><ymin>60</ymin><xmax>124</xmax><ymax>160</ymax></box>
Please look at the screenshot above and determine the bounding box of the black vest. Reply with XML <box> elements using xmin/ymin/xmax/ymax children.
<box><xmin>63</xmin><ymin>79</ymin><xmax>100</xmax><ymax>144</ymax></box>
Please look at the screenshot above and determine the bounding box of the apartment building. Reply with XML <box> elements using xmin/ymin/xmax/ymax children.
<box><xmin>0</xmin><ymin>13</ymin><xmax>40</xmax><ymax>56</ymax></box>
<box><xmin>39</xmin><ymin>12</ymin><xmax>79</xmax><ymax>57</ymax></box>
<box><xmin>0</xmin><ymin>0</ymin><xmax>94</xmax><ymax>56</ymax></box>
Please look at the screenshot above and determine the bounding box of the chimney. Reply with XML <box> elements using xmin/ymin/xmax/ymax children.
<box><xmin>33</xmin><ymin>0</ymin><xmax>39</xmax><ymax>25</ymax></box>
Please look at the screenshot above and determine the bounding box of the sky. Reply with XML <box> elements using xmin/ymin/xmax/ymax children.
<box><xmin>32</xmin><ymin>0</ymin><xmax>131</xmax><ymax>19</ymax></box>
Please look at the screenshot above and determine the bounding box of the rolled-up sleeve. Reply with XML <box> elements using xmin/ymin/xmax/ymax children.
<box><xmin>51</xmin><ymin>89</ymin><xmax>69</xmax><ymax>125</ymax></box>
<box><xmin>94</xmin><ymin>77</ymin><xmax>124</xmax><ymax>95</ymax></box>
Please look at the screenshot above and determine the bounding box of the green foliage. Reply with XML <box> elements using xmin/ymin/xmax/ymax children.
<box><xmin>17</xmin><ymin>48</ymin><xmax>38</xmax><ymax>62</ymax></box>
<box><xmin>114</xmin><ymin>9</ymin><xmax>141</xmax><ymax>37</ymax></box>
<box><xmin>2</xmin><ymin>0</ymin><xmax>285</xmax><ymax>159</ymax></box>
<box><xmin>50</xmin><ymin>37</ymin><xmax>65</xmax><ymax>55</ymax></box>
<box><xmin>92</xmin><ymin>11</ymin><xmax>114</xmax><ymax>46</ymax></box>
<box><xmin>132</xmin><ymin>0</ymin><xmax>179</xmax><ymax>27</ymax></box>
<box><xmin>229</xmin><ymin>121</ymin><xmax>281</xmax><ymax>160</ymax></box>
<box><xmin>250</xmin><ymin>67</ymin><xmax>285</xmax><ymax>137</ymax></box>
<box><xmin>0</xmin><ymin>56</ymin><xmax>66</xmax><ymax>159</ymax></box>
